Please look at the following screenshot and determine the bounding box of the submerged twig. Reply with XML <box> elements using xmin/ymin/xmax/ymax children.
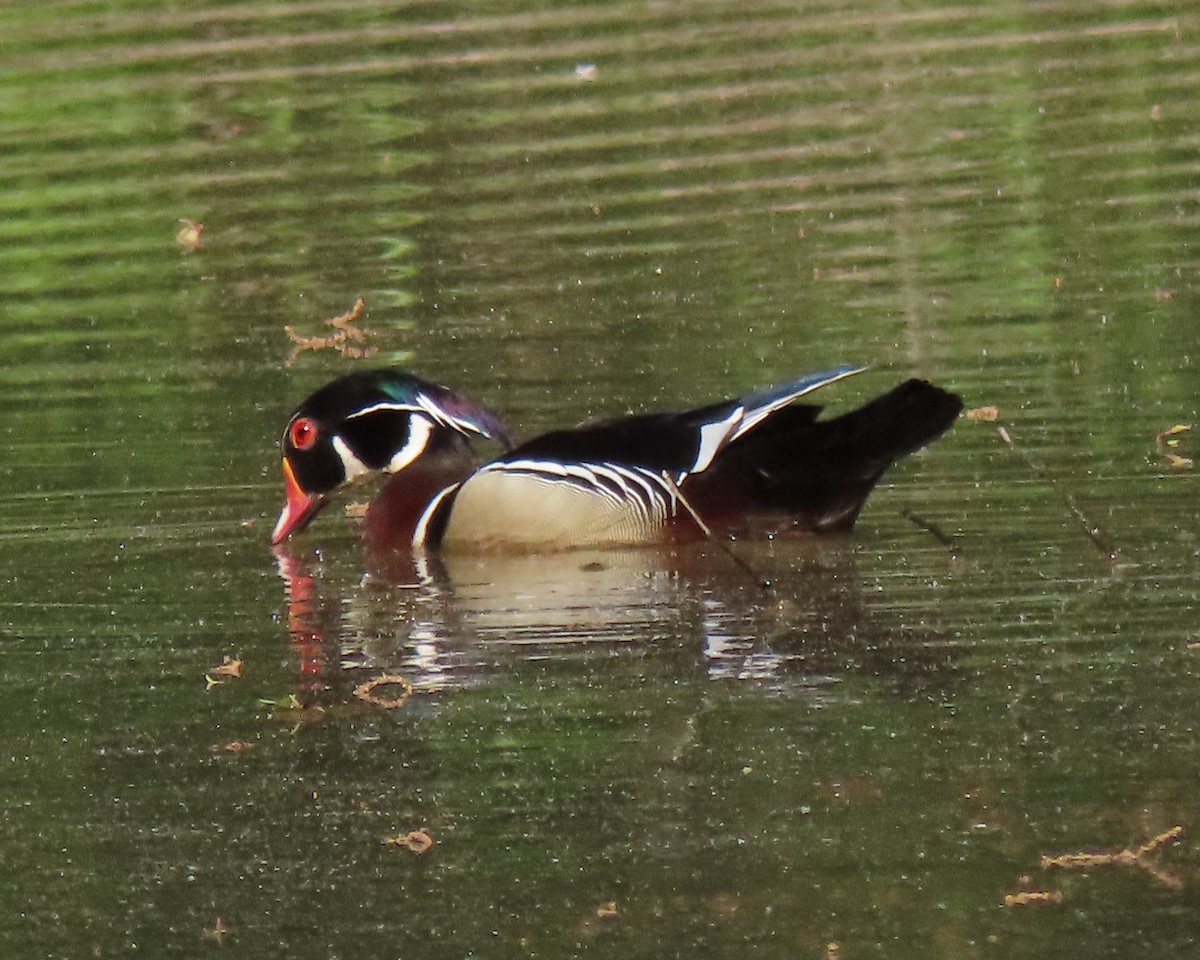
<box><xmin>901</xmin><ymin>507</ymin><xmax>961</xmax><ymax>560</ymax></box>
<box><xmin>994</xmin><ymin>424</ymin><xmax>1120</xmax><ymax>568</ymax></box>
<box><xmin>669</xmin><ymin>477</ymin><xmax>773</xmax><ymax>590</ymax></box>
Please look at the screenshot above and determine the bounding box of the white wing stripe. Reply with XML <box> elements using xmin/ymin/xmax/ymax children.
<box><xmin>692</xmin><ymin>406</ymin><xmax>743</xmax><ymax>472</ymax></box>
<box><xmin>731</xmin><ymin>366</ymin><xmax>865</xmax><ymax>444</ymax></box>
<box><xmin>417</xmin><ymin>392</ymin><xmax>490</xmax><ymax>437</ymax></box>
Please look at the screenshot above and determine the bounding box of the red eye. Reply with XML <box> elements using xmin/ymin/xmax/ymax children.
<box><xmin>289</xmin><ymin>417</ymin><xmax>317</xmax><ymax>451</ymax></box>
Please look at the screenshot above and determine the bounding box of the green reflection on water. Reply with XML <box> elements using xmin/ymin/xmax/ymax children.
<box><xmin>2</xmin><ymin>0</ymin><xmax>1199</xmax><ymax>957</ymax></box>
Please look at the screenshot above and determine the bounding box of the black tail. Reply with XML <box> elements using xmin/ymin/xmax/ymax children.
<box><xmin>685</xmin><ymin>379</ymin><xmax>962</xmax><ymax>533</ymax></box>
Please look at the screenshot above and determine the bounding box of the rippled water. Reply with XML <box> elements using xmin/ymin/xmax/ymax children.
<box><xmin>3</xmin><ymin>1</ymin><xmax>1199</xmax><ymax>957</ymax></box>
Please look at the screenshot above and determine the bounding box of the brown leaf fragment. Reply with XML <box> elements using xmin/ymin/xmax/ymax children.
<box><xmin>211</xmin><ymin>656</ymin><xmax>243</xmax><ymax>679</ymax></box>
<box><xmin>965</xmin><ymin>405</ymin><xmax>1000</xmax><ymax>422</ymax></box>
<box><xmin>354</xmin><ymin>673</ymin><xmax>414</xmax><ymax>710</ymax></box>
<box><xmin>176</xmin><ymin>219</ymin><xmax>204</xmax><ymax>252</ymax></box>
<box><xmin>383</xmin><ymin>829</ymin><xmax>435</xmax><ymax>855</ymax></box>
<box><xmin>1155</xmin><ymin>424</ymin><xmax>1193</xmax><ymax>469</ymax></box>
<box><xmin>211</xmin><ymin>740</ymin><xmax>256</xmax><ymax>754</ymax></box>
<box><xmin>1002</xmin><ymin>890</ymin><xmax>1064</xmax><ymax>908</ymax></box>
<box><xmin>200</xmin><ymin>917</ymin><xmax>229</xmax><ymax>942</ymax></box>
<box><xmin>273</xmin><ymin>701</ymin><xmax>326</xmax><ymax>728</ymax></box>
<box><xmin>1157</xmin><ymin>424</ymin><xmax>1192</xmax><ymax>446</ymax></box>
<box><xmin>578</xmin><ymin>900</ymin><xmax>620</xmax><ymax>938</ymax></box>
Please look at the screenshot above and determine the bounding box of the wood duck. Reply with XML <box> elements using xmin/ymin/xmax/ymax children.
<box><xmin>272</xmin><ymin>367</ymin><xmax>962</xmax><ymax>553</ymax></box>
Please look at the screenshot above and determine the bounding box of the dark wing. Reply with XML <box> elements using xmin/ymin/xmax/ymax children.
<box><xmin>683</xmin><ymin>378</ymin><xmax>964</xmax><ymax>532</ymax></box>
<box><xmin>504</xmin><ymin>366</ymin><xmax>864</xmax><ymax>475</ymax></box>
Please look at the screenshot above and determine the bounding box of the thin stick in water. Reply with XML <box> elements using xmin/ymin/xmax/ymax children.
<box><xmin>995</xmin><ymin>424</ymin><xmax>1119</xmax><ymax>566</ymax></box>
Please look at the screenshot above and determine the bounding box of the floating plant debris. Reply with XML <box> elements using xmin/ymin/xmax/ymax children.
<box><xmin>354</xmin><ymin>673</ymin><xmax>414</xmax><ymax>710</ymax></box>
<box><xmin>285</xmin><ymin>297</ymin><xmax>377</xmax><ymax>363</ymax></box>
<box><xmin>383</xmin><ymin>829</ymin><xmax>435</xmax><ymax>855</ymax></box>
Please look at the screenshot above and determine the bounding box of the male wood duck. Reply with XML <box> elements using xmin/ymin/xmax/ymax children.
<box><xmin>272</xmin><ymin>367</ymin><xmax>962</xmax><ymax>553</ymax></box>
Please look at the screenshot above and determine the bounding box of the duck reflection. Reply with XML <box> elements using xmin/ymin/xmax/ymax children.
<box><xmin>273</xmin><ymin>534</ymin><xmax>958</xmax><ymax>702</ymax></box>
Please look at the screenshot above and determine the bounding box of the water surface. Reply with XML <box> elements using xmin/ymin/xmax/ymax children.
<box><xmin>2</xmin><ymin>1</ymin><xmax>1199</xmax><ymax>957</ymax></box>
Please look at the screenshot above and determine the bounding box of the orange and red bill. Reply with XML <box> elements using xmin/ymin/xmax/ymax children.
<box><xmin>271</xmin><ymin>458</ymin><xmax>326</xmax><ymax>544</ymax></box>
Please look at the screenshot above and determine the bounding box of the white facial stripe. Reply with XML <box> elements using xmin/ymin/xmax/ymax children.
<box><xmin>344</xmin><ymin>395</ymin><xmax>491</xmax><ymax>440</ymax></box>
<box><xmin>332</xmin><ymin>435</ymin><xmax>371</xmax><ymax>482</ymax></box>
<box><xmin>345</xmin><ymin>401</ymin><xmax>422</xmax><ymax>420</ymax></box>
<box><xmin>386</xmin><ymin>414</ymin><xmax>435</xmax><ymax>474</ymax></box>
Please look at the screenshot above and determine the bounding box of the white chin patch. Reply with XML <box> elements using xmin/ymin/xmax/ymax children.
<box><xmin>386</xmin><ymin>414</ymin><xmax>435</xmax><ymax>474</ymax></box>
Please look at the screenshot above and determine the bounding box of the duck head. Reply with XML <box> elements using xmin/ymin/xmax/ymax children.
<box><xmin>272</xmin><ymin>370</ymin><xmax>511</xmax><ymax>544</ymax></box>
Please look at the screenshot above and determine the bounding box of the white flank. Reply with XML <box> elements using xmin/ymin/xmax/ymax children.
<box><xmin>441</xmin><ymin>459</ymin><xmax>679</xmax><ymax>548</ymax></box>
